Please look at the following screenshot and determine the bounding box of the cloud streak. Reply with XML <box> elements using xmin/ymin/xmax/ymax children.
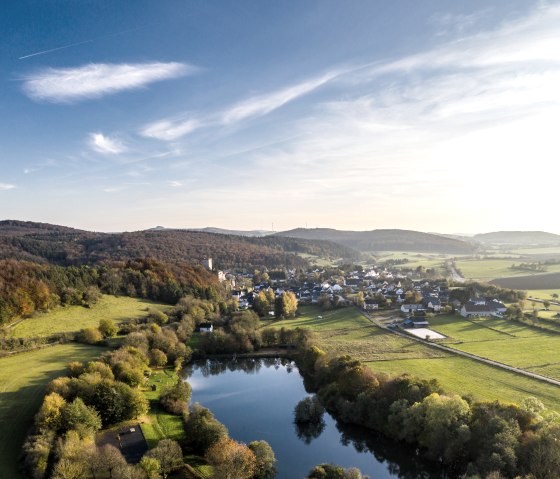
<box><xmin>0</xmin><ymin>183</ymin><xmax>16</xmax><ymax>191</ymax></box>
<box><xmin>22</xmin><ymin>62</ymin><xmax>195</xmax><ymax>103</ymax></box>
<box><xmin>140</xmin><ymin>70</ymin><xmax>341</xmax><ymax>141</ymax></box>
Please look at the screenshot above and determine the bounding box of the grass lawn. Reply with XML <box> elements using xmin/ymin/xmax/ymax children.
<box><xmin>273</xmin><ymin>306</ymin><xmax>560</xmax><ymax>412</ymax></box>
<box><xmin>0</xmin><ymin>343</ymin><xmax>107</xmax><ymax>479</ymax></box>
<box><xmin>141</xmin><ymin>369</ymin><xmax>185</xmax><ymax>448</ymax></box>
<box><xmin>11</xmin><ymin>295</ymin><xmax>171</xmax><ymax>338</ymax></box>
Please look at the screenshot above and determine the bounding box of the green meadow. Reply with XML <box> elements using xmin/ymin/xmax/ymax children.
<box><xmin>455</xmin><ymin>258</ymin><xmax>560</xmax><ymax>281</ymax></box>
<box><xmin>429</xmin><ymin>314</ymin><xmax>560</xmax><ymax>381</ymax></box>
<box><xmin>271</xmin><ymin>306</ymin><xmax>560</xmax><ymax>411</ymax></box>
<box><xmin>0</xmin><ymin>344</ymin><xmax>107</xmax><ymax>479</ymax></box>
<box><xmin>11</xmin><ymin>295</ymin><xmax>170</xmax><ymax>338</ymax></box>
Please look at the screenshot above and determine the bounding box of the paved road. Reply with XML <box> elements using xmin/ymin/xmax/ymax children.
<box><xmin>446</xmin><ymin>261</ymin><xmax>466</xmax><ymax>283</ymax></box>
<box><xmin>360</xmin><ymin>309</ymin><xmax>560</xmax><ymax>388</ymax></box>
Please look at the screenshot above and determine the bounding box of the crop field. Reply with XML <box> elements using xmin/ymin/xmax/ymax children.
<box><xmin>271</xmin><ymin>306</ymin><xmax>560</xmax><ymax>410</ymax></box>
<box><xmin>11</xmin><ymin>295</ymin><xmax>171</xmax><ymax>338</ymax></box>
<box><xmin>0</xmin><ymin>343</ymin><xmax>107</xmax><ymax>479</ymax></box>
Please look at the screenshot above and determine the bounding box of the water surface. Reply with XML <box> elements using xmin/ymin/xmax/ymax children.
<box><xmin>184</xmin><ymin>358</ymin><xmax>445</xmax><ymax>479</ymax></box>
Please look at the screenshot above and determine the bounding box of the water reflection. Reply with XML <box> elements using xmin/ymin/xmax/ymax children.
<box><xmin>295</xmin><ymin>419</ymin><xmax>326</xmax><ymax>444</ymax></box>
<box><xmin>184</xmin><ymin>358</ymin><xmax>448</xmax><ymax>479</ymax></box>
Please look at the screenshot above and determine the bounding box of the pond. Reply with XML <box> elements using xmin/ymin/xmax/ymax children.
<box><xmin>184</xmin><ymin>357</ymin><xmax>447</xmax><ymax>479</ymax></box>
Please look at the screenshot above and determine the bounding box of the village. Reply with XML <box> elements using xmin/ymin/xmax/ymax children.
<box><xmin>213</xmin><ymin>260</ymin><xmax>510</xmax><ymax>341</ymax></box>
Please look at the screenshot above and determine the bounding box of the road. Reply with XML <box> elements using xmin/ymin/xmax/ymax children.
<box><xmin>446</xmin><ymin>261</ymin><xmax>466</xmax><ymax>283</ymax></box>
<box><xmin>360</xmin><ymin>309</ymin><xmax>560</xmax><ymax>388</ymax></box>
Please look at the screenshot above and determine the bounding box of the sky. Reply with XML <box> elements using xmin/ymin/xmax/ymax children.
<box><xmin>1</xmin><ymin>0</ymin><xmax>559</xmax><ymax>234</ymax></box>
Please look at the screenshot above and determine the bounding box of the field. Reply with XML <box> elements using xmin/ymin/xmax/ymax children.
<box><xmin>370</xmin><ymin>356</ymin><xmax>560</xmax><ymax>411</ymax></box>
<box><xmin>428</xmin><ymin>314</ymin><xmax>560</xmax><ymax>381</ymax></box>
<box><xmin>491</xmin><ymin>272</ymin><xmax>560</xmax><ymax>290</ymax></box>
<box><xmin>524</xmin><ymin>289</ymin><xmax>560</xmax><ymax>300</ymax></box>
<box><xmin>0</xmin><ymin>343</ymin><xmax>107</xmax><ymax>479</ymax></box>
<box><xmin>141</xmin><ymin>369</ymin><xmax>185</xmax><ymax>448</ymax></box>
<box><xmin>270</xmin><ymin>306</ymin><xmax>560</xmax><ymax>412</ymax></box>
<box><xmin>455</xmin><ymin>258</ymin><xmax>560</xmax><ymax>280</ymax></box>
<box><xmin>11</xmin><ymin>295</ymin><xmax>171</xmax><ymax>338</ymax></box>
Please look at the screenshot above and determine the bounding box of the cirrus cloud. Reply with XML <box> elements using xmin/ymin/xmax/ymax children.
<box><xmin>0</xmin><ymin>183</ymin><xmax>16</xmax><ymax>190</ymax></box>
<box><xmin>22</xmin><ymin>62</ymin><xmax>196</xmax><ymax>103</ymax></box>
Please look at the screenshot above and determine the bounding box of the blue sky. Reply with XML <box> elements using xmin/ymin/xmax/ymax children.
<box><xmin>1</xmin><ymin>0</ymin><xmax>559</xmax><ymax>233</ymax></box>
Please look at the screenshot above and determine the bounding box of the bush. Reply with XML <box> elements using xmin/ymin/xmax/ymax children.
<box><xmin>183</xmin><ymin>403</ymin><xmax>228</xmax><ymax>454</ymax></box>
<box><xmin>79</xmin><ymin>327</ymin><xmax>103</xmax><ymax>344</ymax></box>
<box><xmin>160</xmin><ymin>380</ymin><xmax>192</xmax><ymax>415</ymax></box>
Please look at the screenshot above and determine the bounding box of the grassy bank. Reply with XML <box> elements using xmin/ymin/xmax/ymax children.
<box><xmin>141</xmin><ymin>369</ymin><xmax>185</xmax><ymax>448</ymax></box>
<box><xmin>0</xmin><ymin>343</ymin><xmax>108</xmax><ymax>479</ymax></box>
<box><xmin>11</xmin><ymin>295</ymin><xmax>170</xmax><ymax>338</ymax></box>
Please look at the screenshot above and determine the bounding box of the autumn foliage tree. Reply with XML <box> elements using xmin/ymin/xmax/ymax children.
<box><xmin>205</xmin><ymin>436</ymin><xmax>256</xmax><ymax>479</ymax></box>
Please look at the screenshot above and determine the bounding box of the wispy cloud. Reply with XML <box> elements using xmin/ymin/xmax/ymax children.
<box><xmin>22</xmin><ymin>62</ymin><xmax>195</xmax><ymax>103</ymax></box>
<box><xmin>89</xmin><ymin>132</ymin><xmax>127</xmax><ymax>154</ymax></box>
<box><xmin>221</xmin><ymin>71</ymin><xmax>341</xmax><ymax>124</ymax></box>
<box><xmin>141</xmin><ymin>118</ymin><xmax>203</xmax><ymax>141</ymax></box>
<box><xmin>0</xmin><ymin>183</ymin><xmax>16</xmax><ymax>190</ymax></box>
<box><xmin>140</xmin><ymin>70</ymin><xmax>341</xmax><ymax>141</ymax></box>
<box><xmin>168</xmin><ymin>180</ymin><xmax>183</xmax><ymax>187</ymax></box>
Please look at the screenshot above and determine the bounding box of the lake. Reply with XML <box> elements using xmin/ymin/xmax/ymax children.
<box><xmin>184</xmin><ymin>357</ymin><xmax>446</xmax><ymax>479</ymax></box>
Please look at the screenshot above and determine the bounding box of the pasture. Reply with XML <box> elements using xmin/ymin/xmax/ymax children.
<box><xmin>11</xmin><ymin>295</ymin><xmax>170</xmax><ymax>338</ymax></box>
<box><xmin>0</xmin><ymin>343</ymin><xmax>107</xmax><ymax>479</ymax></box>
<box><xmin>429</xmin><ymin>314</ymin><xmax>560</xmax><ymax>381</ymax></box>
<box><xmin>271</xmin><ymin>306</ymin><xmax>560</xmax><ymax>410</ymax></box>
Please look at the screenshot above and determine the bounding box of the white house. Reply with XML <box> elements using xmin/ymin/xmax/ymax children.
<box><xmin>199</xmin><ymin>322</ymin><xmax>213</xmax><ymax>333</ymax></box>
<box><xmin>401</xmin><ymin>304</ymin><xmax>426</xmax><ymax>314</ymax></box>
<box><xmin>364</xmin><ymin>299</ymin><xmax>379</xmax><ymax>311</ymax></box>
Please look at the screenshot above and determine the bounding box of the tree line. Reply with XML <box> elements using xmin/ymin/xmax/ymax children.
<box><xmin>297</xmin><ymin>346</ymin><xmax>560</xmax><ymax>479</ymax></box>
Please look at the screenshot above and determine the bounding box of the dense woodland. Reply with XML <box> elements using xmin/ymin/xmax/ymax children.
<box><xmin>0</xmin><ymin>220</ymin><xmax>358</xmax><ymax>269</ymax></box>
<box><xmin>0</xmin><ymin>258</ymin><xmax>219</xmax><ymax>326</ymax></box>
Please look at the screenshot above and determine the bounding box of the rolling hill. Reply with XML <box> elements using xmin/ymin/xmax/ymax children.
<box><xmin>274</xmin><ymin>228</ymin><xmax>475</xmax><ymax>254</ymax></box>
<box><xmin>0</xmin><ymin>220</ymin><xmax>358</xmax><ymax>269</ymax></box>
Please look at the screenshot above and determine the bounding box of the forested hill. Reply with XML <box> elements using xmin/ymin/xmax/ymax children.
<box><xmin>474</xmin><ymin>231</ymin><xmax>560</xmax><ymax>245</ymax></box>
<box><xmin>275</xmin><ymin>228</ymin><xmax>475</xmax><ymax>254</ymax></box>
<box><xmin>0</xmin><ymin>221</ymin><xmax>358</xmax><ymax>269</ymax></box>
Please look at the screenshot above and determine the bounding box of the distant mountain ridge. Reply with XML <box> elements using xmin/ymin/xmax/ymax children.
<box><xmin>474</xmin><ymin>231</ymin><xmax>560</xmax><ymax>245</ymax></box>
<box><xmin>149</xmin><ymin>226</ymin><xmax>274</xmax><ymax>237</ymax></box>
<box><xmin>274</xmin><ymin>228</ymin><xmax>475</xmax><ymax>254</ymax></box>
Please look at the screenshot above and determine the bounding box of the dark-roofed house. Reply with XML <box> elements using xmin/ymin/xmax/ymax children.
<box><xmin>460</xmin><ymin>300</ymin><xmax>493</xmax><ymax>318</ymax></box>
<box><xmin>363</xmin><ymin>298</ymin><xmax>379</xmax><ymax>311</ymax></box>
